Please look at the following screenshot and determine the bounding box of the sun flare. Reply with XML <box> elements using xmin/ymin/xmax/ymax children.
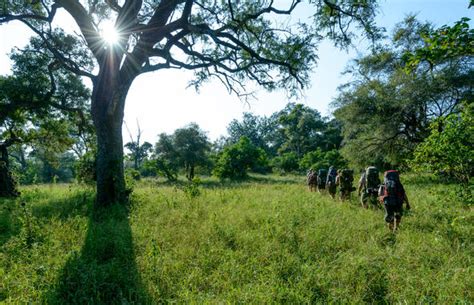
<box><xmin>100</xmin><ymin>21</ymin><xmax>119</xmax><ymax>45</ymax></box>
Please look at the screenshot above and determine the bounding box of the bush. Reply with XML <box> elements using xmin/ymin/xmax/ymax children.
<box><xmin>75</xmin><ymin>151</ymin><xmax>96</xmax><ymax>184</ymax></box>
<box><xmin>125</xmin><ymin>168</ymin><xmax>141</xmax><ymax>181</ymax></box>
<box><xmin>213</xmin><ymin>137</ymin><xmax>268</xmax><ymax>180</ymax></box>
<box><xmin>299</xmin><ymin>149</ymin><xmax>348</xmax><ymax>172</ymax></box>
<box><xmin>412</xmin><ymin>108</ymin><xmax>473</xmax><ymax>184</ymax></box>
<box><xmin>271</xmin><ymin>152</ymin><xmax>299</xmax><ymax>174</ymax></box>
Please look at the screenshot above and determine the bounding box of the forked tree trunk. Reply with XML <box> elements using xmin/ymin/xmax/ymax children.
<box><xmin>92</xmin><ymin>69</ymin><xmax>131</xmax><ymax>206</ymax></box>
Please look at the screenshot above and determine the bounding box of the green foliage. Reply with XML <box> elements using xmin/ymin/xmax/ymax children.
<box><xmin>276</xmin><ymin>103</ymin><xmax>326</xmax><ymax>158</ymax></box>
<box><xmin>213</xmin><ymin>137</ymin><xmax>268</xmax><ymax>180</ymax></box>
<box><xmin>140</xmin><ymin>159</ymin><xmax>158</xmax><ymax>178</ymax></box>
<box><xmin>404</xmin><ymin>17</ymin><xmax>474</xmax><ymax>69</ymax></box>
<box><xmin>181</xmin><ymin>177</ymin><xmax>202</xmax><ymax>200</ymax></box>
<box><xmin>152</xmin><ymin>133</ymin><xmax>179</xmax><ymax>181</ymax></box>
<box><xmin>125</xmin><ymin>141</ymin><xmax>152</xmax><ymax>171</ymax></box>
<box><xmin>75</xmin><ymin>150</ymin><xmax>96</xmax><ymax>185</ymax></box>
<box><xmin>333</xmin><ymin>16</ymin><xmax>472</xmax><ymax>169</ymax></box>
<box><xmin>299</xmin><ymin>149</ymin><xmax>348</xmax><ymax>171</ymax></box>
<box><xmin>152</xmin><ymin>123</ymin><xmax>211</xmax><ymax>181</ymax></box>
<box><xmin>225</xmin><ymin>107</ymin><xmax>343</xmax><ymax>161</ymax></box>
<box><xmin>0</xmin><ymin>35</ymin><xmax>92</xmax><ymax>186</ymax></box>
<box><xmin>227</xmin><ymin>112</ymin><xmax>276</xmax><ymax>156</ymax></box>
<box><xmin>125</xmin><ymin>168</ymin><xmax>141</xmax><ymax>181</ymax></box>
<box><xmin>174</xmin><ymin>123</ymin><xmax>211</xmax><ymax>180</ymax></box>
<box><xmin>412</xmin><ymin>108</ymin><xmax>473</xmax><ymax>184</ymax></box>
<box><xmin>271</xmin><ymin>152</ymin><xmax>300</xmax><ymax>174</ymax></box>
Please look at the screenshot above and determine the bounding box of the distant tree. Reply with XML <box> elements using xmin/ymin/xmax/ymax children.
<box><xmin>299</xmin><ymin>148</ymin><xmax>347</xmax><ymax>171</ymax></box>
<box><xmin>151</xmin><ymin>124</ymin><xmax>210</xmax><ymax>181</ymax></box>
<box><xmin>226</xmin><ymin>113</ymin><xmax>275</xmax><ymax>155</ymax></box>
<box><xmin>1</xmin><ymin>0</ymin><xmax>379</xmax><ymax>205</ymax></box>
<box><xmin>153</xmin><ymin>133</ymin><xmax>179</xmax><ymax>182</ymax></box>
<box><xmin>124</xmin><ymin>121</ymin><xmax>152</xmax><ymax>171</ymax></box>
<box><xmin>319</xmin><ymin>119</ymin><xmax>343</xmax><ymax>151</ymax></box>
<box><xmin>213</xmin><ymin>136</ymin><xmax>268</xmax><ymax>180</ymax></box>
<box><xmin>276</xmin><ymin>103</ymin><xmax>326</xmax><ymax>158</ymax></box>
<box><xmin>173</xmin><ymin>123</ymin><xmax>210</xmax><ymax>180</ymax></box>
<box><xmin>271</xmin><ymin>152</ymin><xmax>300</xmax><ymax>174</ymax></box>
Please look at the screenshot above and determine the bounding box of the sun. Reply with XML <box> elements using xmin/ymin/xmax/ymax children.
<box><xmin>100</xmin><ymin>21</ymin><xmax>119</xmax><ymax>45</ymax></box>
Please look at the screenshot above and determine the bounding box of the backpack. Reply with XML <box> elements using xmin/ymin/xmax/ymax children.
<box><xmin>326</xmin><ymin>167</ymin><xmax>337</xmax><ymax>185</ymax></box>
<box><xmin>379</xmin><ymin>170</ymin><xmax>404</xmax><ymax>206</ymax></box>
<box><xmin>307</xmin><ymin>170</ymin><xmax>317</xmax><ymax>185</ymax></box>
<box><xmin>317</xmin><ymin>169</ymin><xmax>327</xmax><ymax>187</ymax></box>
<box><xmin>365</xmin><ymin>166</ymin><xmax>380</xmax><ymax>192</ymax></box>
<box><xmin>339</xmin><ymin>169</ymin><xmax>354</xmax><ymax>191</ymax></box>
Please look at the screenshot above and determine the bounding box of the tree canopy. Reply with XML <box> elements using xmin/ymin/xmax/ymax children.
<box><xmin>332</xmin><ymin>16</ymin><xmax>473</xmax><ymax>169</ymax></box>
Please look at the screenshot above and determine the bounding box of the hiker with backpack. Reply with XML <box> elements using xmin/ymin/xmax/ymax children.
<box><xmin>378</xmin><ymin>170</ymin><xmax>411</xmax><ymax>232</ymax></box>
<box><xmin>316</xmin><ymin>168</ymin><xmax>327</xmax><ymax>193</ymax></box>
<box><xmin>326</xmin><ymin>166</ymin><xmax>338</xmax><ymax>199</ymax></box>
<box><xmin>337</xmin><ymin>169</ymin><xmax>355</xmax><ymax>201</ymax></box>
<box><xmin>306</xmin><ymin>169</ymin><xmax>317</xmax><ymax>192</ymax></box>
<box><xmin>358</xmin><ymin>166</ymin><xmax>381</xmax><ymax>209</ymax></box>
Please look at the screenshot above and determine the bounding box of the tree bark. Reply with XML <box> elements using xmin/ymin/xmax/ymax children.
<box><xmin>189</xmin><ymin>164</ymin><xmax>195</xmax><ymax>181</ymax></box>
<box><xmin>0</xmin><ymin>143</ymin><xmax>20</xmax><ymax>198</ymax></box>
<box><xmin>91</xmin><ymin>61</ymin><xmax>132</xmax><ymax>206</ymax></box>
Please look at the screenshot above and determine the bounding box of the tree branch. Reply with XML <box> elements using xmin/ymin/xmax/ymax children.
<box><xmin>55</xmin><ymin>0</ymin><xmax>105</xmax><ymax>61</ymax></box>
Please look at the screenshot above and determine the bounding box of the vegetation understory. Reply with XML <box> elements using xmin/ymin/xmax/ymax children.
<box><xmin>0</xmin><ymin>174</ymin><xmax>472</xmax><ymax>304</ymax></box>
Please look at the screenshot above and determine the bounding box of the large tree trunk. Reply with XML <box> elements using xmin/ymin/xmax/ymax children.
<box><xmin>189</xmin><ymin>164</ymin><xmax>195</xmax><ymax>181</ymax></box>
<box><xmin>0</xmin><ymin>144</ymin><xmax>20</xmax><ymax>198</ymax></box>
<box><xmin>92</xmin><ymin>65</ymin><xmax>132</xmax><ymax>206</ymax></box>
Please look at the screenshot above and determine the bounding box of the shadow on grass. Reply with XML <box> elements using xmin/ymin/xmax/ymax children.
<box><xmin>0</xmin><ymin>197</ymin><xmax>18</xmax><ymax>246</ymax></box>
<box><xmin>47</xmin><ymin>204</ymin><xmax>151</xmax><ymax>304</ymax></box>
<box><xmin>31</xmin><ymin>189</ymin><xmax>93</xmax><ymax>220</ymax></box>
<box><xmin>0</xmin><ymin>189</ymin><xmax>93</xmax><ymax>248</ymax></box>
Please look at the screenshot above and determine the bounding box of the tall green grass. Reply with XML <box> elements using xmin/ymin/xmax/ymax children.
<box><xmin>0</xmin><ymin>175</ymin><xmax>472</xmax><ymax>303</ymax></box>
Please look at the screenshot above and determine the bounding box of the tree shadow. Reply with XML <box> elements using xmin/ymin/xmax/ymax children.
<box><xmin>46</xmin><ymin>204</ymin><xmax>151</xmax><ymax>304</ymax></box>
<box><xmin>31</xmin><ymin>189</ymin><xmax>93</xmax><ymax>220</ymax></box>
<box><xmin>0</xmin><ymin>197</ymin><xmax>18</xmax><ymax>246</ymax></box>
<box><xmin>0</xmin><ymin>189</ymin><xmax>93</xmax><ymax>248</ymax></box>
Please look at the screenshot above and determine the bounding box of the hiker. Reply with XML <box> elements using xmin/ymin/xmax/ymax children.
<box><xmin>306</xmin><ymin>169</ymin><xmax>317</xmax><ymax>192</ymax></box>
<box><xmin>378</xmin><ymin>170</ymin><xmax>411</xmax><ymax>232</ymax></box>
<box><xmin>316</xmin><ymin>168</ymin><xmax>327</xmax><ymax>193</ymax></box>
<box><xmin>338</xmin><ymin>169</ymin><xmax>355</xmax><ymax>201</ymax></box>
<box><xmin>326</xmin><ymin>166</ymin><xmax>338</xmax><ymax>199</ymax></box>
<box><xmin>358</xmin><ymin>166</ymin><xmax>381</xmax><ymax>209</ymax></box>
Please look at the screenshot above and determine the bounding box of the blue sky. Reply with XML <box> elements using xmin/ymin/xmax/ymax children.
<box><xmin>0</xmin><ymin>0</ymin><xmax>472</xmax><ymax>142</ymax></box>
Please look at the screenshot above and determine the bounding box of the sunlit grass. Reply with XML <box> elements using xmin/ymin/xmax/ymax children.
<box><xmin>0</xmin><ymin>174</ymin><xmax>472</xmax><ymax>303</ymax></box>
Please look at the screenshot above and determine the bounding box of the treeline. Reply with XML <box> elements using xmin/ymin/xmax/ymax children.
<box><xmin>124</xmin><ymin>103</ymin><xmax>345</xmax><ymax>181</ymax></box>
<box><xmin>1</xmin><ymin>16</ymin><xmax>472</xmax><ymax>190</ymax></box>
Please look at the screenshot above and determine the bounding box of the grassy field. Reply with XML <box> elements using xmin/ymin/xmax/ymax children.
<box><xmin>0</xmin><ymin>174</ymin><xmax>472</xmax><ymax>304</ymax></box>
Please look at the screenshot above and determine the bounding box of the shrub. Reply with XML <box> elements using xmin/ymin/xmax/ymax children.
<box><xmin>299</xmin><ymin>149</ymin><xmax>348</xmax><ymax>171</ymax></box>
<box><xmin>213</xmin><ymin>137</ymin><xmax>268</xmax><ymax>179</ymax></box>
<box><xmin>412</xmin><ymin>108</ymin><xmax>473</xmax><ymax>184</ymax></box>
<box><xmin>271</xmin><ymin>152</ymin><xmax>299</xmax><ymax>174</ymax></box>
<box><xmin>75</xmin><ymin>151</ymin><xmax>96</xmax><ymax>184</ymax></box>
